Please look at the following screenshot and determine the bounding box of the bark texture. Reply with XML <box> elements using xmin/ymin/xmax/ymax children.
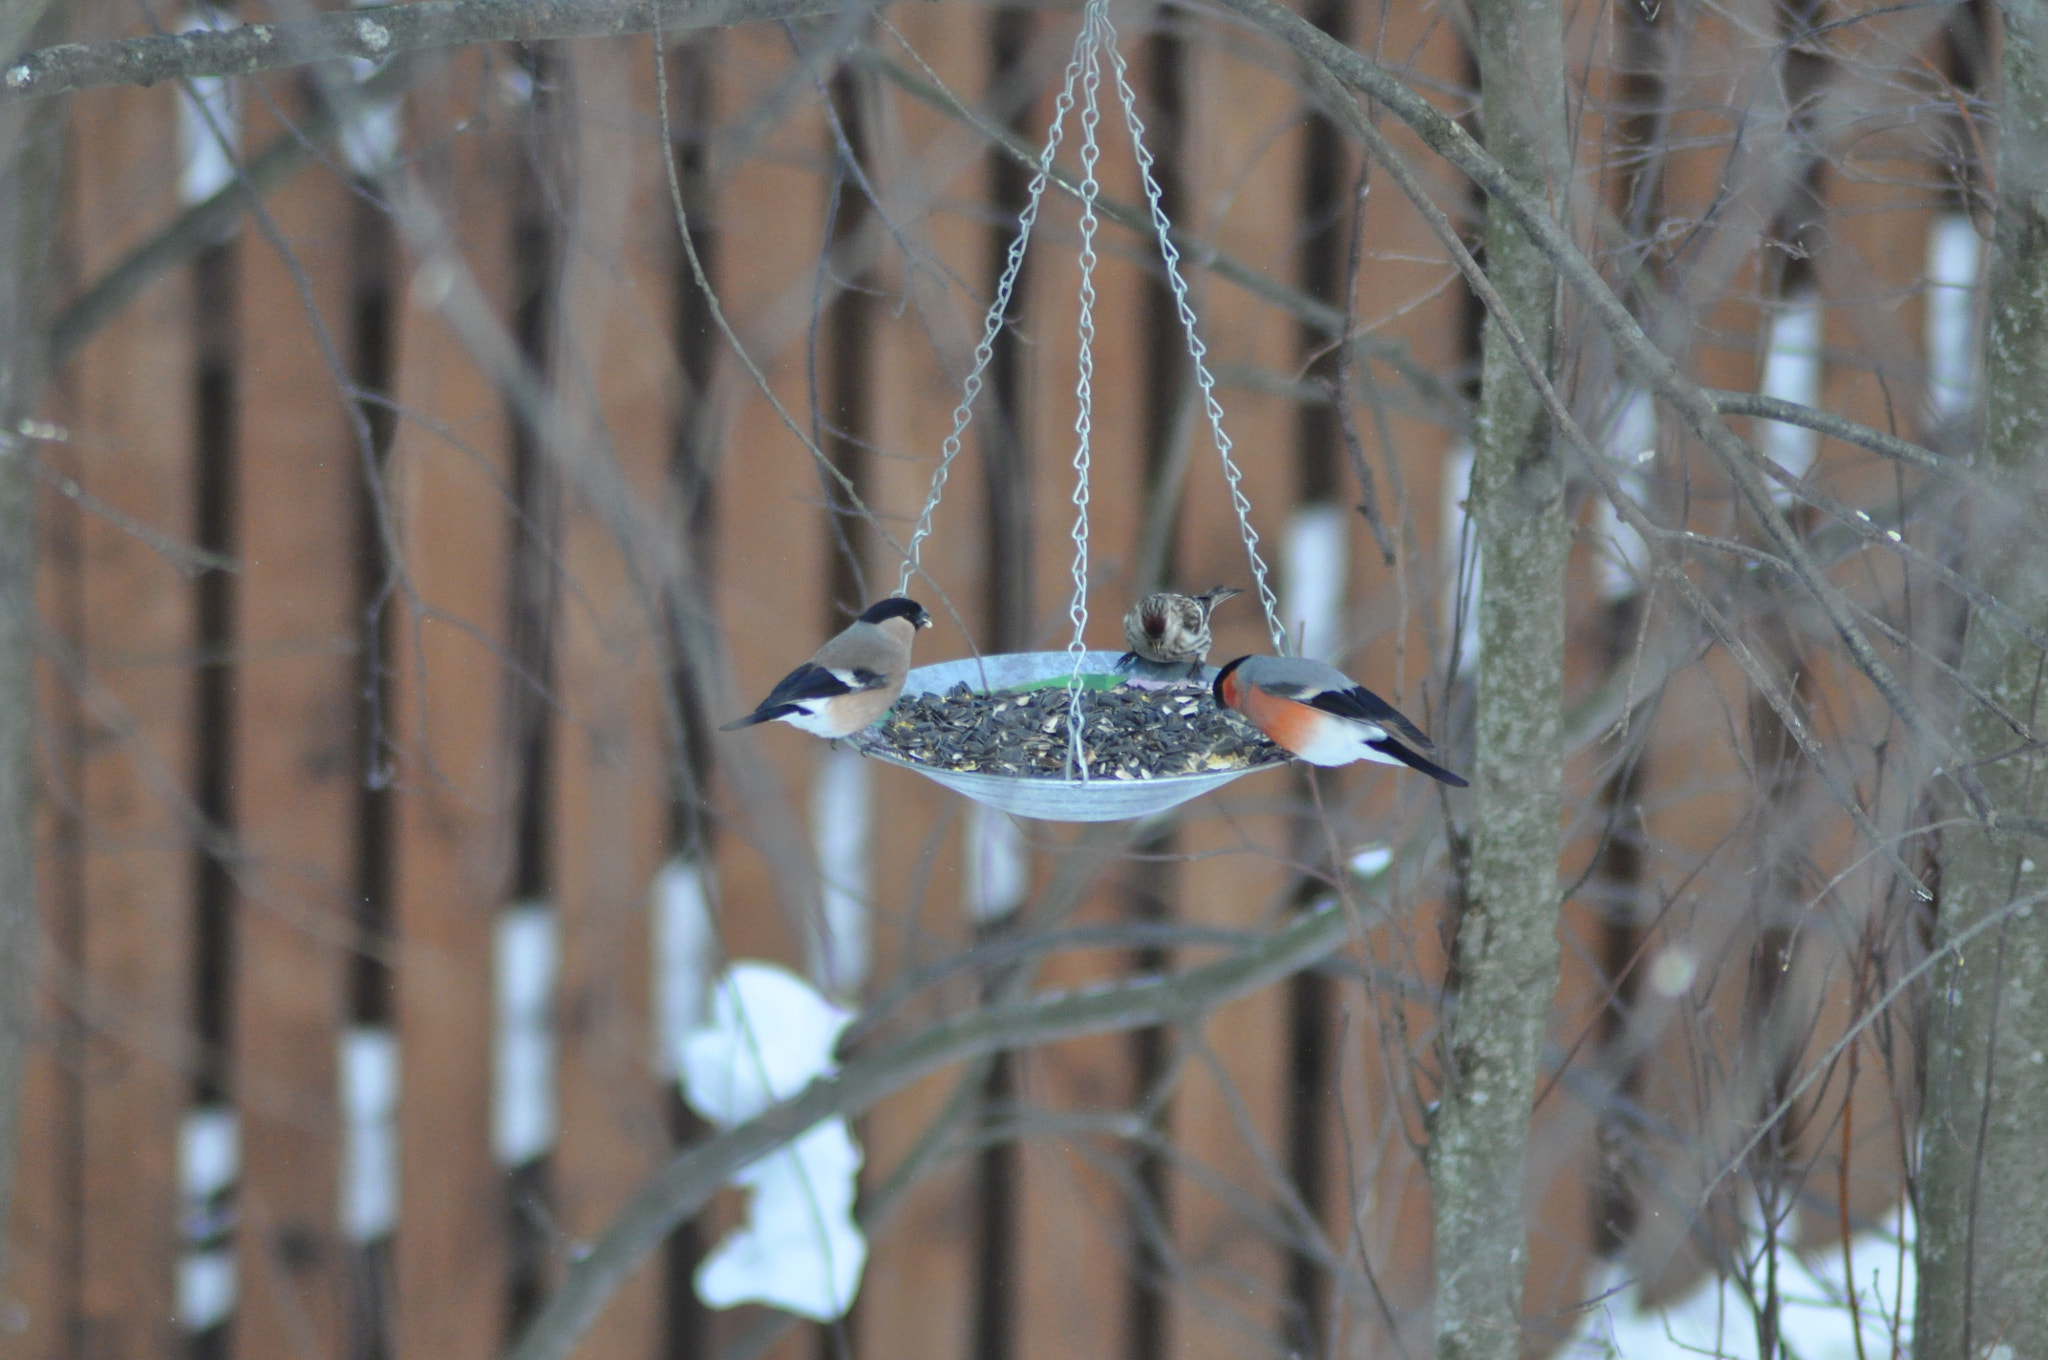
<box><xmin>1917</xmin><ymin>3</ymin><xmax>2048</xmax><ymax>1356</ymax></box>
<box><xmin>1427</xmin><ymin>1</ymin><xmax>1569</xmax><ymax>1358</ymax></box>
<box><xmin>0</xmin><ymin>0</ymin><xmax>64</xmax><ymax>1285</ymax></box>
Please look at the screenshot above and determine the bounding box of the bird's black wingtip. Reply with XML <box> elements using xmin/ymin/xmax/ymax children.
<box><xmin>1372</xmin><ymin>737</ymin><xmax>1469</xmax><ymax>787</ymax></box>
<box><xmin>722</xmin><ymin>705</ymin><xmax>802</xmax><ymax>731</ymax></box>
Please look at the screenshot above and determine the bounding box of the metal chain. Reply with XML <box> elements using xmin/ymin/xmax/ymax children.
<box><xmin>895</xmin><ymin>17</ymin><xmax>1095</xmax><ymax>599</ymax></box>
<box><xmin>898</xmin><ymin>0</ymin><xmax>1280</xmax><ymax>794</ymax></box>
<box><xmin>1104</xmin><ymin>31</ymin><xmax>1289</xmax><ymax>655</ymax></box>
<box><xmin>1064</xmin><ymin>0</ymin><xmax>1108</xmax><ymax>781</ymax></box>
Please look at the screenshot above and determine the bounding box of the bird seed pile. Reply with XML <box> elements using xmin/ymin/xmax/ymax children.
<box><xmin>855</xmin><ymin>679</ymin><xmax>1290</xmax><ymax>780</ymax></box>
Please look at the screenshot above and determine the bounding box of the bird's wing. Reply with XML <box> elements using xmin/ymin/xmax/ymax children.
<box><xmin>1368</xmin><ymin>737</ymin><xmax>1468</xmax><ymax>787</ymax></box>
<box><xmin>759</xmin><ymin>662</ymin><xmax>884</xmax><ymax>710</ymax></box>
<box><xmin>1308</xmin><ymin>686</ymin><xmax>1437</xmax><ymax>751</ymax></box>
<box><xmin>1242</xmin><ymin>658</ymin><xmax>1440</xmax><ymax>752</ymax></box>
<box><xmin>808</xmin><ymin>622</ymin><xmax>907</xmax><ymax>687</ymax></box>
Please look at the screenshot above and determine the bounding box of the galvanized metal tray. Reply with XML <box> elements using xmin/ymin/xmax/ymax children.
<box><xmin>852</xmin><ymin>651</ymin><xmax>1287</xmax><ymax>823</ymax></box>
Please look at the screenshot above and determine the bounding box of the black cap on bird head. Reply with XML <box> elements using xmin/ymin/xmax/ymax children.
<box><xmin>860</xmin><ymin>596</ymin><xmax>933</xmax><ymax>629</ymax></box>
<box><xmin>1212</xmin><ymin>655</ymin><xmax>1248</xmax><ymax>708</ymax></box>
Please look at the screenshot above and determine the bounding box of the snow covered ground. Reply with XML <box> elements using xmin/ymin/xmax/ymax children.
<box><xmin>1565</xmin><ymin>1216</ymin><xmax>1913</xmax><ymax>1360</ymax></box>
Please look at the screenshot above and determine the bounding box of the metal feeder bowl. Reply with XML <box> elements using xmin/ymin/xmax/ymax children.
<box><xmin>855</xmin><ymin>650</ymin><xmax>1286</xmax><ymax>823</ymax></box>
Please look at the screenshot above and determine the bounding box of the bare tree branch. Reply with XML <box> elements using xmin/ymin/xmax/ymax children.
<box><xmin>1417</xmin><ymin>0</ymin><xmax>1571</xmax><ymax>1353</ymax></box>
<box><xmin>507</xmin><ymin>898</ymin><xmax>1356</xmax><ymax>1360</ymax></box>
<box><xmin>2</xmin><ymin>0</ymin><xmax>842</xmax><ymax>99</ymax></box>
<box><xmin>1706</xmin><ymin>390</ymin><xmax>1946</xmax><ymax>472</ymax></box>
<box><xmin>1918</xmin><ymin>1</ymin><xmax>2048</xmax><ymax>1350</ymax></box>
<box><xmin>0</xmin><ymin>0</ymin><xmax>66</xmax><ymax>1288</ymax></box>
<box><xmin>1211</xmin><ymin>0</ymin><xmax>2002</xmax><ymax>833</ymax></box>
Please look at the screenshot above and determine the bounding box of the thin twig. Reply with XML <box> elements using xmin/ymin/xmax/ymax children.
<box><xmin>1706</xmin><ymin>389</ymin><xmax>1948</xmax><ymax>473</ymax></box>
<box><xmin>1332</xmin><ymin>154</ymin><xmax>1395</xmax><ymax>565</ymax></box>
<box><xmin>3</xmin><ymin>0</ymin><xmax>841</xmax><ymax>99</ymax></box>
<box><xmin>1225</xmin><ymin>0</ymin><xmax>2000</xmax><ymax>829</ymax></box>
<box><xmin>506</xmin><ymin>897</ymin><xmax>1356</xmax><ymax>1360</ymax></box>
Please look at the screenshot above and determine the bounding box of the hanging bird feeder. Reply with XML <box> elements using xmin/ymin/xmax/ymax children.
<box><xmin>854</xmin><ymin>0</ymin><xmax>1296</xmax><ymax>822</ymax></box>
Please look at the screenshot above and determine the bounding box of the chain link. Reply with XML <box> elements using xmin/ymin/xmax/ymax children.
<box><xmin>901</xmin><ymin>0</ymin><xmax>1284</xmax><ymax>793</ymax></box>
<box><xmin>895</xmin><ymin>16</ymin><xmax>1094</xmax><ymax>598</ymax></box>
<box><xmin>1104</xmin><ymin>33</ymin><xmax>1288</xmax><ymax>655</ymax></box>
<box><xmin>1064</xmin><ymin>0</ymin><xmax>1108</xmax><ymax>780</ymax></box>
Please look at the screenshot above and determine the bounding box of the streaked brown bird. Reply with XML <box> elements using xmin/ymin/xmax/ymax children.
<box><xmin>1116</xmin><ymin>586</ymin><xmax>1243</xmax><ymax>682</ymax></box>
<box><xmin>721</xmin><ymin>597</ymin><xmax>933</xmax><ymax>739</ymax></box>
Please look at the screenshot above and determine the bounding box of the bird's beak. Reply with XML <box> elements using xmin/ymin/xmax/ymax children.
<box><xmin>919</xmin><ymin>614</ymin><xmax>934</xmax><ymax>629</ymax></box>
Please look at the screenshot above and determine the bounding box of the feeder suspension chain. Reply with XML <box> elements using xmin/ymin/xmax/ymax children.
<box><xmin>1105</xmin><ymin>33</ymin><xmax>1289</xmax><ymax>655</ymax></box>
<box><xmin>896</xmin><ymin>17</ymin><xmax>1096</xmax><ymax>599</ymax></box>
<box><xmin>1065</xmin><ymin>0</ymin><xmax>1108</xmax><ymax>780</ymax></box>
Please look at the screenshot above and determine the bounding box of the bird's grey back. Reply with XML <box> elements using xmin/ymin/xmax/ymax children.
<box><xmin>814</xmin><ymin>617</ymin><xmax>913</xmax><ymax>676</ymax></box>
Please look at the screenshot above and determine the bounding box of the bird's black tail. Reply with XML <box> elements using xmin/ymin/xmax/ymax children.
<box><xmin>719</xmin><ymin>705</ymin><xmax>798</xmax><ymax>732</ymax></box>
<box><xmin>1371</xmin><ymin>738</ymin><xmax>1469</xmax><ymax>787</ymax></box>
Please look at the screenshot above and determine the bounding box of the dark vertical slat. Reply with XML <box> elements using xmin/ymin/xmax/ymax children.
<box><xmin>819</xmin><ymin>66</ymin><xmax>875</xmax><ymax>621</ymax></box>
<box><xmin>981</xmin><ymin>6</ymin><xmax>1036</xmax><ymax>656</ymax></box>
<box><xmin>189</xmin><ymin>236</ymin><xmax>240</xmax><ymax>1118</ymax></box>
<box><xmin>500</xmin><ymin>39</ymin><xmax>569</xmax><ymax>1348</ymax></box>
<box><xmin>1277</xmin><ymin>1</ymin><xmax>1354</xmax><ymax>1349</ymax></box>
<box><xmin>1013</xmin><ymin>19</ymin><xmax>1153</xmax><ymax>1354</ymax></box>
<box><xmin>1121</xmin><ymin>22</ymin><xmax>1186</xmax><ymax>1360</ymax></box>
<box><xmin>1585</xmin><ymin>0</ymin><xmax>1668</xmax><ymax>1268</ymax></box>
<box><xmin>345</xmin><ymin>92</ymin><xmax>405</xmax><ymax>1360</ymax></box>
<box><xmin>969</xmin><ymin>20</ymin><xmax>1036</xmax><ymax>1360</ymax></box>
<box><xmin>659</xmin><ymin>33</ymin><xmax>719</xmax><ymax>1358</ymax></box>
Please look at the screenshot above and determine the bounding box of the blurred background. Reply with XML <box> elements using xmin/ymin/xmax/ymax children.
<box><xmin>0</xmin><ymin>0</ymin><xmax>1996</xmax><ymax>1355</ymax></box>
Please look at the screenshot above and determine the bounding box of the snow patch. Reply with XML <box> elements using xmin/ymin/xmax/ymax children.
<box><xmin>965</xmin><ymin>804</ymin><xmax>1029</xmax><ymax>925</ymax></box>
<box><xmin>1566</xmin><ymin>1216</ymin><xmax>1913</xmax><ymax>1360</ymax></box>
<box><xmin>1283</xmin><ymin>503</ymin><xmax>1351</xmax><ymax>663</ymax></box>
<box><xmin>811</xmin><ymin>748</ymin><xmax>872</xmax><ymax>998</ymax></box>
<box><xmin>493</xmin><ymin>902</ymin><xmax>558</xmax><ymax>1167</ymax></box>
<box><xmin>1760</xmin><ymin>298</ymin><xmax>1824</xmax><ymax>497</ymax></box>
<box><xmin>679</xmin><ymin>963</ymin><xmax>867</xmax><ymax>1321</ymax></box>
<box><xmin>339</xmin><ymin>1027</ymin><xmax>400</xmax><ymax>1243</ymax></box>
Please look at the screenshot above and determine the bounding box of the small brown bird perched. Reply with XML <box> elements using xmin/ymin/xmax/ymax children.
<box><xmin>721</xmin><ymin>597</ymin><xmax>933</xmax><ymax>738</ymax></box>
<box><xmin>1116</xmin><ymin>586</ymin><xmax>1243</xmax><ymax>683</ymax></box>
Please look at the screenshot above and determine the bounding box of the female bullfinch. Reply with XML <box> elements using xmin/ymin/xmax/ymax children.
<box><xmin>1116</xmin><ymin>585</ymin><xmax>1243</xmax><ymax>682</ymax></box>
<box><xmin>1212</xmin><ymin>655</ymin><xmax>1468</xmax><ymax>786</ymax></box>
<box><xmin>722</xmin><ymin>597</ymin><xmax>933</xmax><ymax>739</ymax></box>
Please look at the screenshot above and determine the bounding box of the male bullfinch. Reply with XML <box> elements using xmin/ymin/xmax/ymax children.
<box><xmin>721</xmin><ymin>597</ymin><xmax>933</xmax><ymax>739</ymax></box>
<box><xmin>1116</xmin><ymin>586</ymin><xmax>1243</xmax><ymax>682</ymax></box>
<box><xmin>1212</xmin><ymin>655</ymin><xmax>1468</xmax><ymax>786</ymax></box>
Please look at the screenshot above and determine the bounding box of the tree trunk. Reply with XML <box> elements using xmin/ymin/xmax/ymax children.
<box><xmin>0</xmin><ymin>0</ymin><xmax>64</xmax><ymax>1284</ymax></box>
<box><xmin>1427</xmin><ymin>0</ymin><xmax>1569</xmax><ymax>1358</ymax></box>
<box><xmin>1917</xmin><ymin>4</ymin><xmax>2048</xmax><ymax>1357</ymax></box>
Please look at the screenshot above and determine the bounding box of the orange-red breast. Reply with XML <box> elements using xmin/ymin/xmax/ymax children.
<box><xmin>1212</xmin><ymin>654</ymin><xmax>1467</xmax><ymax>785</ymax></box>
<box><xmin>722</xmin><ymin>597</ymin><xmax>932</xmax><ymax>739</ymax></box>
